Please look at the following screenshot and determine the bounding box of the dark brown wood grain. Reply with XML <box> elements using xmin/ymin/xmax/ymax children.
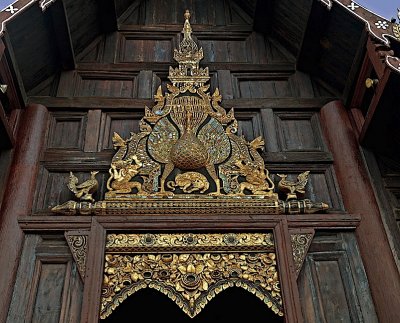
<box><xmin>17</xmin><ymin>213</ymin><xmax>359</xmax><ymax>231</ymax></box>
<box><xmin>28</xmin><ymin>96</ymin><xmax>335</xmax><ymax>109</ymax></box>
<box><xmin>6</xmin><ymin>235</ymin><xmax>83</xmax><ymax>322</ymax></box>
<box><xmin>320</xmin><ymin>100</ymin><xmax>400</xmax><ymax>322</ymax></box>
<box><xmin>1</xmin><ymin>1</ymin><xmax>394</xmax><ymax>322</ymax></box>
<box><xmin>0</xmin><ymin>101</ymin><xmax>14</xmax><ymax>148</ymax></box>
<box><xmin>0</xmin><ymin>104</ymin><xmax>48</xmax><ymax>323</ymax></box>
<box><xmin>274</xmin><ymin>221</ymin><xmax>304</xmax><ymax>322</ymax></box>
<box><xmin>80</xmin><ymin>219</ymin><xmax>106</xmax><ymax>323</ymax></box>
<box><xmin>297</xmin><ymin>231</ymin><xmax>378</xmax><ymax>322</ymax></box>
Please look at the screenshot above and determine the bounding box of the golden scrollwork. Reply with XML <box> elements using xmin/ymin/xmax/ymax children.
<box><xmin>65</xmin><ymin>234</ymin><xmax>88</xmax><ymax>280</ymax></box>
<box><xmin>106</xmin><ymin>232</ymin><xmax>275</xmax><ymax>252</ymax></box>
<box><xmin>100</xmin><ymin>232</ymin><xmax>283</xmax><ymax>319</ymax></box>
<box><xmin>290</xmin><ymin>233</ymin><xmax>313</xmax><ymax>276</ymax></box>
<box><xmin>51</xmin><ymin>10</ymin><xmax>329</xmax><ymax>215</ymax></box>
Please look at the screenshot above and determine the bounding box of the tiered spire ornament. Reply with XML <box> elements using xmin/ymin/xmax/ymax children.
<box><xmin>169</xmin><ymin>10</ymin><xmax>208</xmax><ymax>87</ymax></box>
<box><xmin>51</xmin><ymin>11</ymin><xmax>328</xmax><ymax>216</ymax></box>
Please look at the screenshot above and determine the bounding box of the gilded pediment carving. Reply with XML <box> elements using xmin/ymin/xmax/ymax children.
<box><xmin>100</xmin><ymin>232</ymin><xmax>283</xmax><ymax>319</ymax></box>
<box><xmin>51</xmin><ymin>10</ymin><xmax>328</xmax><ymax>216</ymax></box>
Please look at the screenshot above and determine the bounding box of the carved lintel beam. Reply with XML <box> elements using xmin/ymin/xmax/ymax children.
<box><xmin>65</xmin><ymin>231</ymin><xmax>89</xmax><ymax>280</ymax></box>
<box><xmin>289</xmin><ymin>229</ymin><xmax>315</xmax><ymax>278</ymax></box>
<box><xmin>51</xmin><ymin>199</ymin><xmax>329</xmax><ymax>216</ymax></box>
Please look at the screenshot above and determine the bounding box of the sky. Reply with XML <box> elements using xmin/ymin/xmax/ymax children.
<box><xmin>357</xmin><ymin>0</ymin><xmax>398</xmax><ymax>19</ymax></box>
<box><xmin>0</xmin><ymin>0</ymin><xmax>397</xmax><ymax>19</ymax></box>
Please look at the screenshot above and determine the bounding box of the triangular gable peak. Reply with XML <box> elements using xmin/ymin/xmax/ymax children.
<box><xmin>1</xmin><ymin>0</ymin><xmax>399</xmax><ymax>72</ymax></box>
<box><xmin>51</xmin><ymin>10</ymin><xmax>328</xmax><ymax>216</ymax></box>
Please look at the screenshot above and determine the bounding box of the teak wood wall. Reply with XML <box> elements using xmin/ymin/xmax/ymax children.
<box><xmin>0</xmin><ymin>0</ymin><xmax>398</xmax><ymax>322</ymax></box>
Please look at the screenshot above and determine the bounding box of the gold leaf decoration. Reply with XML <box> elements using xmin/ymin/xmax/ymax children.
<box><xmin>100</xmin><ymin>232</ymin><xmax>283</xmax><ymax>319</ymax></box>
<box><xmin>290</xmin><ymin>233</ymin><xmax>313</xmax><ymax>276</ymax></box>
<box><xmin>51</xmin><ymin>10</ymin><xmax>328</xmax><ymax>216</ymax></box>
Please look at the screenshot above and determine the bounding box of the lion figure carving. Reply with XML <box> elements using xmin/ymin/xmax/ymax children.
<box><xmin>167</xmin><ymin>172</ymin><xmax>209</xmax><ymax>193</ymax></box>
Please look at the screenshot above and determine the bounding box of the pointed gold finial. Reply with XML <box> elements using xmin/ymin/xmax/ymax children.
<box><xmin>184</xmin><ymin>9</ymin><xmax>190</xmax><ymax>20</ymax></box>
<box><xmin>169</xmin><ymin>10</ymin><xmax>208</xmax><ymax>86</ymax></box>
<box><xmin>182</xmin><ymin>10</ymin><xmax>193</xmax><ymax>38</ymax></box>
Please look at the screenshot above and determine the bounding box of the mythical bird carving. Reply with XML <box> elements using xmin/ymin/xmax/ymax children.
<box><xmin>67</xmin><ymin>171</ymin><xmax>99</xmax><ymax>203</ymax></box>
<box><xmin>277</xmin><ymin>171</ymin><xmax>310</xmax><ymax>200</ymax></box>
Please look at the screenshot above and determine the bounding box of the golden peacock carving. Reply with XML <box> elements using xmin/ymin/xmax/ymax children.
<box><xmin>51</xmin><ymin>10</ymin><xmax>328</xmax><ymax>216</ymax></box>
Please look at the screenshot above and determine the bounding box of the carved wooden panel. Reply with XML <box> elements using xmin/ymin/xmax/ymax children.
<box><xmin>74</xmin><ymin>73</ymin><xmax>137</xmax><ymax>98</ymax></box>
<box><xmin>386</xmin><ymin>189</ymin><xmax>400</xmax><ymax>231</ymax></box>
<box><xmin>307</xmin><ymin>169</ymin><xmax>343</xmax><ymax>211</ymax></box>
<box><xmin>7</xmin><ymin>235</ymin><xmax>83</xmax><ymax>323</ymax></box>
<box><xmin>65</xmin><ymin>232</ymin><xmax>89</xmax><ymax>280</ymax></box>
<box><xmin>270</xmin><ymin>167</ymin><xmax>343</xmax><ymax>211</ymax></box>
<box><xmin>46</xmin><ymin>112</ymin><xmax>87</xmax><ymax>150</ymax></box>
<box><xmin>78</xmin><ymin>35</ymin><xmax>104</xmax><ymax>63</ymax></box>
<box><xmin>31</xmin><ymin>262</ymin><xmax>68</xmax><ymax>322</ymax></box>
<box><xmin>375</xmin><ymin>155</ymin><xmax>400</xmax><ymax>232</ymax></box>
<box><xmin>199</xmin><ymin>38</ymin><xmax>250</xmax><ymax>63</ymax></box>
<box><xmin>232</xmin><ymin>72</ymin><xmax>324</xmax><ymax>99</ymax></box>
<box><xmin>235</xmin><ymin>110</ymin><xmax>263</xmax><ymax>141</ymax></box>
<box><xmin>289</xmin><ymin>229</ymin><xmax>314</xmax><ymax>278</ymax></box>
<box><xmin>78</xmin><ymin>32</ymin><xmax>295</xmax><ymax>65</ymax></box>
<box><xmin>236</xmin><ymin>78</ymin><xmax>292</xmax><ymax>98</ymax></box>
<box><xmin>120</xmin><ymin>0</ymin><xmax>251</xmax><ymax>26</ymax></box>
<box><xmin>99</xmin><ymin>112</ymin><xmax>144</xmax><ymax>150</ymax></box>
<box><xmin>33</xmin><ymin>168</ymin><xmax>109</xmax><ymax>213</ymax></box>
<box><xmin>34</xmin><ymin>169</ymin><xmax>72</xmax><ymax>212</ymax></box>
<box><xmin>119</xmin><ymin>35</ymin><xmax>174</xmax><ymax>63</ymax></box>
<box><xmin>297</xmin><ymin>232</ymin><xmax>378</xmax><ymax>323</ymax></box>
<box><xmin>275</xmin><ymin>112</ymin><xmax>325</xmax><ymax>152</ymax></box>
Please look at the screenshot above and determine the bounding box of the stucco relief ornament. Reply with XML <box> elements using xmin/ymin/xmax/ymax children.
<box><xmin>51</xmin><ymin>10</ymin><xmax>329</xmax><ymax>216</ymax></box>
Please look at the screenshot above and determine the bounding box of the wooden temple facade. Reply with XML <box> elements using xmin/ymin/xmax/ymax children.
<box><xmin>0</xmin><ymin>0</ymin><xmax>399</xmax><ymax>322</ymax></box>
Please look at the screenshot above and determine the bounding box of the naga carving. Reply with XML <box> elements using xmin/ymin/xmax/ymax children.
<box><xmin>51</xmin><ymin>10</ymin><xmax>328</xmax><ymax>216</ymax></box>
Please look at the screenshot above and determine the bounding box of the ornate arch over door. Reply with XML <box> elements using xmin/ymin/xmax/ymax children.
<box><xmin>102</xmin><ymin>287</ymin><xmax>284</xmax><ymax>322</ymax></box>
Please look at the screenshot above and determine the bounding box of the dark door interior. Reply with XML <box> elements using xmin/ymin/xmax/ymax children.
<box><xmin>102</xmin><ymin>287</ymin><xmax>284</xmax><ymax>322</ymax></box>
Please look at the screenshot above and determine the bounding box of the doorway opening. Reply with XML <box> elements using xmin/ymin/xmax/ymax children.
<box><xmin>102</xmin><ymin>287</ymin><xmax>284</xmax><ymax>322</ymax></box>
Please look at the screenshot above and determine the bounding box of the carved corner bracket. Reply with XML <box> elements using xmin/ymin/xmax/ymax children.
<box><xmin>100</xmin><ymin>232</ymin><xmax>284</xmax><ymax>319</ymax></box>
<box><xmin>65</xmin><ymin>231</ymin><xmax>89</xmax><ymax>280</ymax></box>
<box><xmin>289</xmin><ymin>229</ymin><xmax>315</xmax><ymax>278</ymax></box>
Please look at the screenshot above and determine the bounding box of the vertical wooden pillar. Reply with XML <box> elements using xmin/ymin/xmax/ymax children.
<box><xmin>0</xmin><ymin>104</ymin><xmax>48</xmax><ymax>322</ymax></box>
<box><xmin>275</xmin><ymin>220</ymin><xmax>303</xmax><ymax>323</ymax></box>
<box><xmin>80</xmin><ymin>218</ymin><xmax>106</xmax><ymax>323</ymax></box>
<box><xmin>320</xmin><ymin>100</ymin><xmax>400</xmax><ymax>322</ymax></box>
